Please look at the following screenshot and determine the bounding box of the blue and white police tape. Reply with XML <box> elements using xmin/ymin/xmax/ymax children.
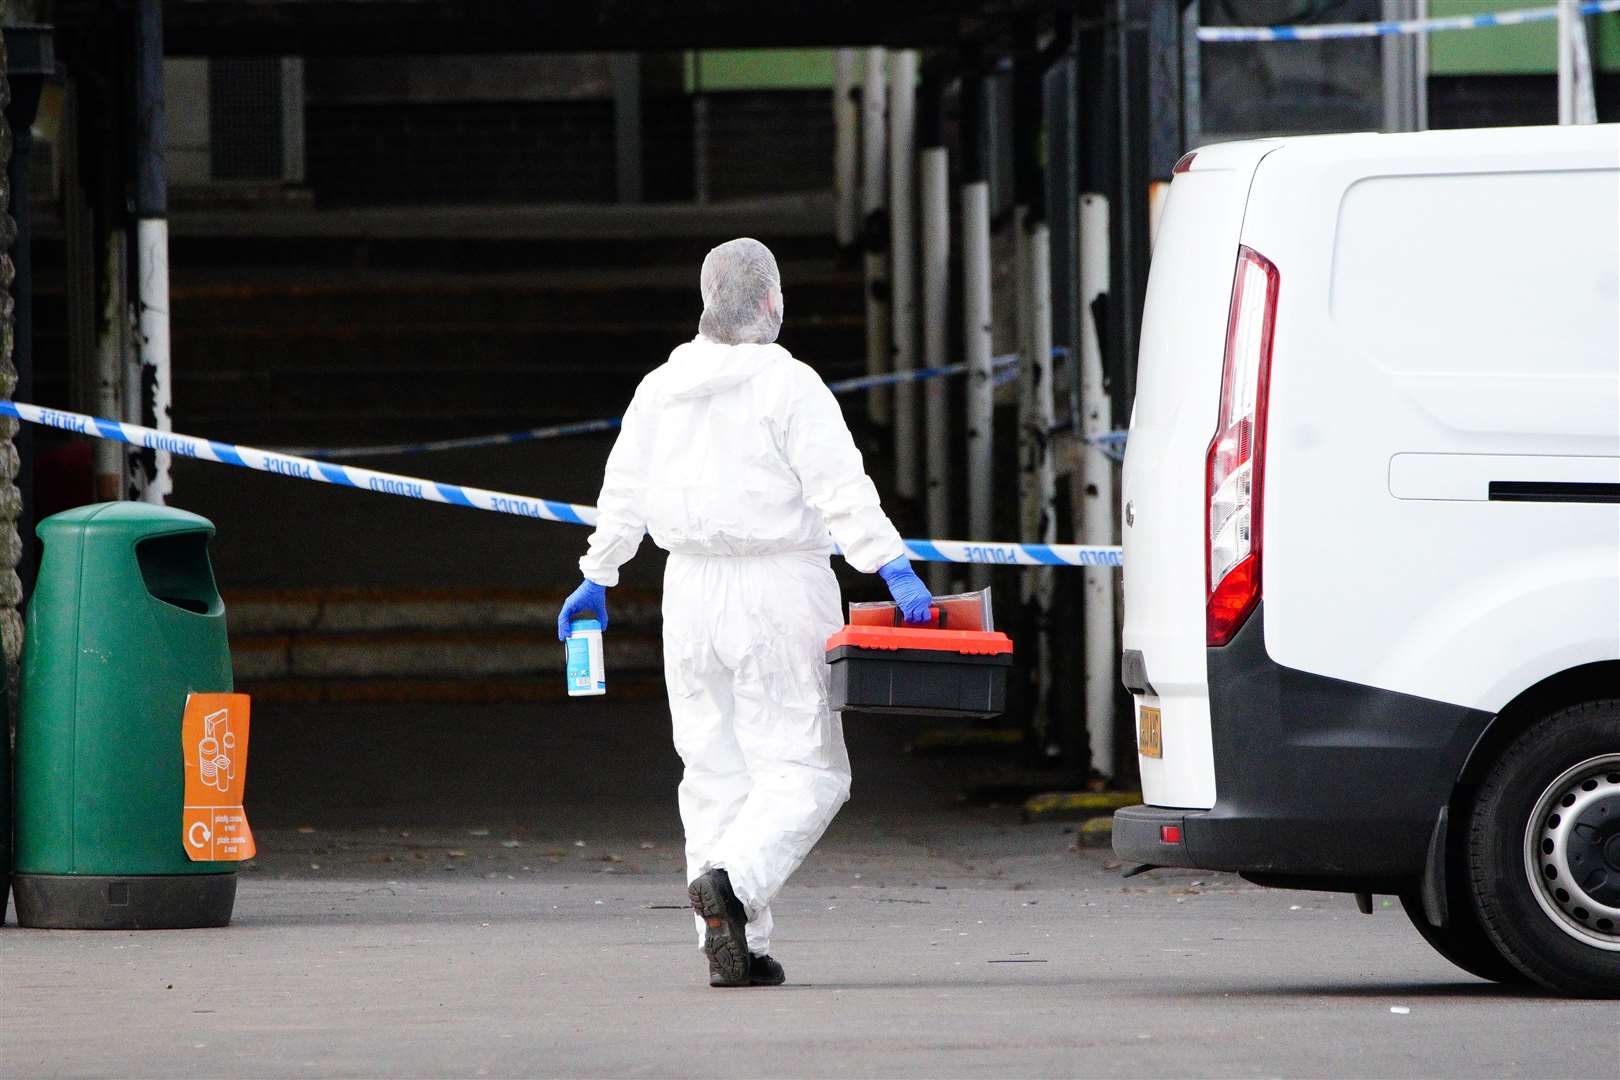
<box><xmin>285</xmin><ymin>353</ymin><xmax>1025</xmax><ymax>460</ymax></box>
<box><xmin>1086</xmin><ymin>429</ymin><xmax>1129</xmax><ymax>464</ymax></box>
<box><xmin>902</xmin><ymin>538</ymin><xmax>1121</xmax><ymax>568</ymax></box>
<box><xmin>0</xmin><ymin>399</ymin><xmax>1124</xmax><ymax>569</ymax></box>
<box><xmin>1199</xmin><ymin>0</ymin><xmax>1620</xmax><ymax>43</ymax></box>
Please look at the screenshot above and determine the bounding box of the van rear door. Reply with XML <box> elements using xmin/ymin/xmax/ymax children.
<box><xmin>1121</xmin><ymin>141</ymin><xmax>1277</xmax><ymax>810</ymax></box>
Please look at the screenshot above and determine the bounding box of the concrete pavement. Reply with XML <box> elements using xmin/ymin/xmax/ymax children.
<box><xmin>2</xmin><ymin>701</ymin><xmax>1608</xmax><ymax>1078</ymax></box>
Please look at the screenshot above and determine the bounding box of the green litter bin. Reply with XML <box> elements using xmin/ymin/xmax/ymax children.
<box><xmin>14</xmin><ymin>503</ymin><xmax>238</xmax><ymax>929</ymax></box>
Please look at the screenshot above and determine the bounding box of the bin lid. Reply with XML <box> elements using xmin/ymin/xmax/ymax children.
<box><xmin>824</xmin><ymin>625</ymin><xmax>1013</xmax><ymax>657</ymax></box>
<box><xmin>36</xmin><ymin>501</ymin><xmax>215</xmax><ymax>540</ymax></box>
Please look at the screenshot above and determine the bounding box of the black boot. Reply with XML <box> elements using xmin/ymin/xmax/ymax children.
<box><xmin>688</xmin><ymin>869</ymin><xmax>750</xmax><ymax>988</ymax></box>
<box><xmin>749</xmin><ymin>953</ymin><xmax>786</xmax><ymax>986</ymax></box>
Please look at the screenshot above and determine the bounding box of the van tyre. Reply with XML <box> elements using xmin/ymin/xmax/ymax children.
<box><xmin>1397</xmin><ymin>891</ymin><xmax>1525</xmax><ymax>986</ymax></box>
<box><xmin>1466</xmin><ymin>701</ymin><xmax>1620</xmax><ymax>998</ymax></box>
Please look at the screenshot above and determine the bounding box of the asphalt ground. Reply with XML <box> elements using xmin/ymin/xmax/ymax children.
<box><xmin>3</xmin><ymin>699</ymin><xmax>1611</xmax><ymax>1079</ymax></box>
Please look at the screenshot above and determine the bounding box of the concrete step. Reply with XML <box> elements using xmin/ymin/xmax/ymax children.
<box><xmin>149</xmin><ymin>264</ymin><xmax>864</xmax><ymax>331</ymax></box>
<box><xmin>244</xmin><ymin>674</ymin><xmax>668</xmax><ymax>705</ymax></box>
<box><xmin>226</xmin><ymin>587</ymin><xmax>664</xmax><ymax>685</ymax></box>
<box><xmin>232</xmin><ymin>625</ymin><xmax>663</xmax><ymax>681</ymax></box>
<box><xmin>225</xmin><ymin>586</ymin><xmax>661</xmax><ymax>634</ymax></box>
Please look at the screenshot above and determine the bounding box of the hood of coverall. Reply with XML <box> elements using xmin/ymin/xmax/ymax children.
<box><xmin>658</xmin><ymin>336</ymin><xmax>787</xmax><ymax>401</ymax></box>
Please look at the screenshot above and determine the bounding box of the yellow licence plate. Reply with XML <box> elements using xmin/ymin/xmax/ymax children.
<box><xmin>1138</xmin><ymin>705</ymin><xmax>1163</xmax><ymax>759</ymax></box>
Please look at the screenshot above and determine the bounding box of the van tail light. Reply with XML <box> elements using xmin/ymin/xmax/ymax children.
<box><xmin>1206</xmin><ymin>246</ymin><xmax>1279</xmax><ymax>646</ymax></box>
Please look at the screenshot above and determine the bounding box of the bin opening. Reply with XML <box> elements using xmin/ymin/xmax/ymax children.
<box><xmin>136</xmin><ymin>533</ymin><xmax>221</xmax><ymax>615</ymax></box>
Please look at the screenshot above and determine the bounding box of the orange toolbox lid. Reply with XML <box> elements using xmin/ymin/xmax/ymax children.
<box><xmin>825</xmin><ymin>624</ymin><xmax>1014</xmax><ymax>656</ymax></box>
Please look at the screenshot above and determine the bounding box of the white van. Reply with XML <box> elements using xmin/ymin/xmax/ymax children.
<box><xmin>1112</xmin><ymin>124</ymin><xmax>1619</xmax><ymax>998</ymax></box>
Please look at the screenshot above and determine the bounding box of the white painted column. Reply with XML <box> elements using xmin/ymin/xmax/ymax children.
<box><xmin>1027</xmin><ymin>221</ymin><xmax>1057</xmax><ymax>750</ymax></box>
<box><xmin>1559</xmin><ymin>0</ymin><xmax>1599</xmax><ymax>125</ymax></box>
<box><xmin>861</xmin><ymin>47</ymin><xmax>890</xmax><ymax>426</ymax></box>
<box><xmin>833</xmin><ymin>50</ymin><xmax>860</xmax><ymax>248</ymax></box>
<box><xmin>1078</xmin><ymin>193</ymin><xmax>1117</xmax><ymax>779</ymax></box>
<box><xmin>888</xmin><ymin>49</ymin><xmax>919</xmax><ymax>499</ymax></box>
<box><xmin>135</xmin><ymin>218</ymin><xmax>173</xmax><ymax>504</ymax></box>
<box><xmin>962</xmin><ymin>179</ymin><xmax>994</xmax><ymax>590</ymax></box>
<box><xmin>920</xmin><ymin>145</ymin><xmax>952</xmax><ymax>593</ymax></box>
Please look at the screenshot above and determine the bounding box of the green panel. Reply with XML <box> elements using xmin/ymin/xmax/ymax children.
<box><xmin>1599</xmin><ymin>11</ymin><xmax>1620</xmax><ymax>70</ymax></box>
<box><xmin>1428</xmin><ymin>2</ymin><xmax>1620</xmax><ymax>75</ymax></box>
<box><xmin>685</xmin><ymin>48</ymin><xmax>837</xmax><ymax>92</ymax></box>
<box><xmin>15</xmin><ymin>503</ymin><xmax>233</xmax><ymax>877</ymax></box>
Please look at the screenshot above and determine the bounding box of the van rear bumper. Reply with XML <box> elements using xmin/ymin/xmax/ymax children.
<box><xmin>1113</xmin><ymin>605</ymin><xmax>1494</xmax><ymax>884</ymax></box>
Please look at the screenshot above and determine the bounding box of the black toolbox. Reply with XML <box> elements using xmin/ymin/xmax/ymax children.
<box><xmin>825</xmin><ymin>622</ymin><xmax>1014</xmax><ymax>719</ymax></box>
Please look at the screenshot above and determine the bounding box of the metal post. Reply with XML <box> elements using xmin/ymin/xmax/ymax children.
<box><xmin>1181</xmin><ymin>0</ymin><xmax>1201</xmax><ymax>157</ymax></box>
<box><xmin>612</xmin><ymin>53</ymin><xmax>643</xmax><ymax>203</ymax></box>
<box><xmin>1015</xmin><ymin>205</ymin><xmax>1034</xmax><ymax>591</ymax></box>
<box><xmin>889</xmin><ymin>49</ymin><xmax>919</xmax><ymax>500</ymax></box>
<box><xmin>834</xmin><ymin>49</ymin><xmax>860</xmax><ymax>250</ymax></box>
<box><xmin>1113</xmin><ymin>1</ymin><xmax>1148</xmax><ymax>419</ymax></box>
<box><xmin>63</xmin><ymin>79</ymin><xmax>97</xmax><ymax>421</ymax></box>
<box><xmin>961</xmin><ymin>71</ymin><xmax>994</xmax><ymax>590</ymax></box>
<box><xmin>1027</xmin><ymin>221</ymin><xmax>1057</xmax><ymax>755</ymax></box>
<box><xmin>1382</xmin><ymin>0</ymin><xmax>1428</xmax><ymax>133</ymax></box>
<box><xmin>1043</xmin><ymin>39</ymin><xmax>1079</xmax><ymax>431</ymax></box>
<box><xmin>861</xmin><ymin>47</ymin><xmax>890</xmax><ymax>426</ymax></box>
<box><xmin>919</xmin><ymin>79</ymin><xmax>952</xmax><ymax>593</ymax></box>
<box><xmin>96</xmin><ymin>234</ymin><xmax>127</xmax><ymax>501</ymax></box>
<box><xmin>1078</xmin><ymin>193</ymin><xmax>1118</xmax><ymax>781</ymax></box>
<box><xmin>1013</xmin><ymin>52</ymin><xmax>1043</xmax><ymax>604</ymax></box>
<box><xmin>132</xmin><ymin>0</ymin><xmax>172</xmax><ymax>504</ymax></box>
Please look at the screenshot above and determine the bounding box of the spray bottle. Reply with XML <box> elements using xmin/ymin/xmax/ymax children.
<box><xmin>565</xmin><ymin>618</ymin><xmax>606</xmax><ymax>697</ymax></box>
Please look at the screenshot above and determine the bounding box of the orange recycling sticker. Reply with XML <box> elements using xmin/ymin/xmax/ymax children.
<box><xmin>181</xmin><ymin>693</ymin><xmax>256</xmax><ymax>862</ymax></box>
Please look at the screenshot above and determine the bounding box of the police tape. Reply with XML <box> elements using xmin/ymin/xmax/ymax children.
<box><xmin>287</xmin><ymin>353</ymin><xmax>1025</xmax><ymax>460</ymax></box>
<box><xmin>1199</xmin><ymin>0</ymin><xmax>1620</xmax><ymax>42</ymax></box>
<box><xmin>0</xmin><ymin>399</ymin><xmax>1125</xmax><ymax>569</ymax></box>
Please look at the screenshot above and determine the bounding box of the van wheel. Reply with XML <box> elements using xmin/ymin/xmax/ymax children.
<box><xmin>1467</xmin><ymin>700</ymin><xmax>1620</xmax><ymax>998</ymax></box>
<box><xmin>1397</xmin><ymin>892</ymin><xmax>1525</xmax><ymax>985</ymax></box>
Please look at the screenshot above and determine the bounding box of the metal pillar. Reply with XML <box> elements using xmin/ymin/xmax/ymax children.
<box><xmin>96</xmin><ymin>233</ymin><xmax>127</xmax><ymax>502</ymax></box>
<box><xmin>919</xmin><ymin>78</ymin><xmax>952</xmax><ymax>594</ymax></box>
<box><xmin>961</xmin><ymin>70</ymin><xmax>994</xmax><ymax>591</ymax></box>
<box><xmin>834</xmin><ymin>49</ymin><xmax>860</xmax><ymax>249</ymax></box>
<box><xmin>1078</xmin><ymin>193</ymin><xmax>1117</xmax><ymax>781</ymax></box>
<box><xmin>861</xmin><ymin>47</ymin><xmax>890</xmax><ymax>427</ymax></box>
<box><xmin>612</xmin><ymin>53</ymin><xmax>643</xmax><ymax>203</ymax></box>
<box><xmin>1027</xmin><ymin>222</ymin><xmax>1057</xmax><ymax>754</ymax></box>
<box><xmin>132</xmin><ymin>0</ymin><xmax>172</xmax><ymax>504</ymax></box>
<box><xmin>1113</xmin><ymin>0</ymin><xmax>1190</xmax><ymax>419</ymax></box>
<box><xmin>1043</xmin><ymin>36</ymin><xmax>1079</xmax><ymax>430</ymax></box>
<box><xmin>1381</xmin><ymin>1</ymin><xmax>1428</xmax><ymax>133</ymax></box>
<box><xmin>889</xmin><ymin>49</ymin><xmax>919</xmax><ymax>500</ymax></box>
<box><xmin>1016</xmin><ymin>199</ymin><xmax>1034</xmax><ymax>569</ymax></box>
<box><xmin>1012</xmin><ymin>46</ymin><xmax>1059</xmax><ymax>754</ymax></box>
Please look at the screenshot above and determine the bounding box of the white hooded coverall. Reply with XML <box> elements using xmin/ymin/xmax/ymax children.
<box><xmin>579</xmin><ymin>335</ymin><xmax>907</xmax><ymax>955</ymax></box>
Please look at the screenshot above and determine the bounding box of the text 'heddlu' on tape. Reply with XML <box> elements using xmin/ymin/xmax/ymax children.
<box><xmin>1</xmin><ymin>400</ymin><xmax>1124</xmax><ymax>569</ymax></box>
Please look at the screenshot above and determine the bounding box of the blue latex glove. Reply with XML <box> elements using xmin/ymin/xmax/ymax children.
<box><xmin>877</xmin><ymin>556</ymin><xmax>935</xmax><ymax>626</ymax></box>
<box><xmin>557</xmin><ymin>579</ymin><xmax>609</xmax><ymax>641</ymax></box>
